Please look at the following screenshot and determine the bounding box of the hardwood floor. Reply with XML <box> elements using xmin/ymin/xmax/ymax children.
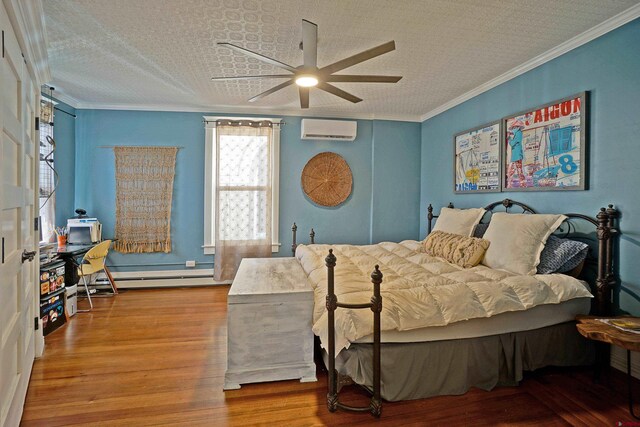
<box><xmin>21</xmin><ymin>286</ymin><xmax>637</xmax><ymax>426</ymax></box>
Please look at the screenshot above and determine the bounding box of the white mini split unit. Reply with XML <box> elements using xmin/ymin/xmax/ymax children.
<box><xmin>301</xmin><ymin>119</ymin><xmax>357</xmax><ymax>141</ymax></box>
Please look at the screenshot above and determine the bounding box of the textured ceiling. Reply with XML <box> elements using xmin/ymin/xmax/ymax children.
<box><xmin>44</xmin><ymin>0</ymin><xmax>639</xmax><ymax>120</ymax></box>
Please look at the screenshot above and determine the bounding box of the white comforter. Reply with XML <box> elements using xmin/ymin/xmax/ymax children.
<box><xmin>295</xmin><ymin>240</ymin><xmax>593</xmax><ymax>351</ymax></box>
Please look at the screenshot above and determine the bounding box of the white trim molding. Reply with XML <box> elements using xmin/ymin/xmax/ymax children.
<box><xmin>48</xmin><ymin>90</ymin><xmax>80</xmax><ymax>109</ymax></box>
<box><xmin>420</xmin><ymin>3</ymin><xmax>640</xmax><ymax>122</ymax></box>
<box><xmin>47</xmin><ymin>100</ymin><xmax>422</xmax><ymax>122</ymax></box>
<box><xmin>106</xmin><ymin>269</ymin><xmax>231</xmax><ymax>288</ymax></box>
<box><xmin>4</xmin><ymin>0</ymin><xmax>50</xmax><ymax>85</ymax></box>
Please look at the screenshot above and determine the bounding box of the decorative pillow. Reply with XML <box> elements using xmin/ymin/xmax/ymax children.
<box><xmin>423</xmin><ymin>230</ymin><xmax>490</xmax><ymax>268</ymax></box>
<box><xmin>481</xmin><ymin>213</ymin><xmax>567</xmax><ymax>275</ymax></box>
<box><xmin>537</xmin><ymin>235</ymin><xmax>589</xmax><ymax>275</ymax></box>
<box><xmin>432</xmin><ymin>207</ymin><xmax>486</xmax><ymax>237</ymax></box>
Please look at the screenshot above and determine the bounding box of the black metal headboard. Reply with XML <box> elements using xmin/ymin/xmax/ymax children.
<box><xmin>291</xmin><ymin>222</ymin><xmax>316</xmax><ymax>255</ymax></box>
<box><xmin>426</xmin><ymin>198</ymin><xmax>619</xmax><ymax>315</ymax></box>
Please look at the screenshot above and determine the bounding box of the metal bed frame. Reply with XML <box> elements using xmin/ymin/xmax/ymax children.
<box><xmin>292</xmin><ymin>198</ymin><xmax>619</xmax><ymax>417</ymax></box>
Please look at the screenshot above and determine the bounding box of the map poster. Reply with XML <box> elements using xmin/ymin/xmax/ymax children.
<box><xmin>454</xmin><ymin>122</ymin><xmax>501</xmax><ymax>193</ymax></box>
<box><xmin>504</xmin><ymin>92</ymin><xmax>587</xmax><ymax>191</ymax></box>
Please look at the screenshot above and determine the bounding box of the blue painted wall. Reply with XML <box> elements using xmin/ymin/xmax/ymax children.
<box><xmin>70</xmin><ymin>110</ymin><xmax>421</xmax><ymax>272</ymax></box>
<box><xmin>52</xmin><ymin>99</ymin><xmax>76</xmax><ymax>223</ymax></box>
<box><xmin>371</xmin><ymin>120</ymin><xmax>422</xmax><ymax>242</ymax></box>
<box><xmin>420</xmin><ymin>19</ymin><xmax>640</xmax><ymax>314</ymax></box>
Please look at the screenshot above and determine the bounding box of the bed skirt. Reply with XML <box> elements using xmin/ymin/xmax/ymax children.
<box><xmin>329</xmin><ymin>321</ymin><xmax>594</xmax><ymax>402</ymax></box>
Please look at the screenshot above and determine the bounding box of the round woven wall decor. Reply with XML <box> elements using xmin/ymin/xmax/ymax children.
<box><xmin>301</xmin><ymin>152</ymin><xmax>353</xmax><ymax>207</ymax></box>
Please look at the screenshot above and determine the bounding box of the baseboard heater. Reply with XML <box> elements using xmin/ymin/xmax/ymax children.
<box><xmin>92</xmin><ymin>269</ymin><xmax>231</xmax><ymax>289</ymax></box>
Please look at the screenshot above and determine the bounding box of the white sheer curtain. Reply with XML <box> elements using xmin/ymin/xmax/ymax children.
<box><xmin>214</xmin><ymin>123</ymin><xmax>272</xmax><ymax>281</ymax></box>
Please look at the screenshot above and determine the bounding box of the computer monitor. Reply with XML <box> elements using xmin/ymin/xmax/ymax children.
<box><xmin>67</xmin><ymin>226</ymin><xmax>93</xmax><ymax>245</ymax></box>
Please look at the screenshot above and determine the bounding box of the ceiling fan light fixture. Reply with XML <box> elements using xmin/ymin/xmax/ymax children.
<box><xmin>213</xmin><ymin>20</ymin><xmax>401</xmax><ymax>107</ymax></box>
<box><xmin>295</xmin><ymin>74</ymin><xmax>319</xmax><ymax>87</ymax></box>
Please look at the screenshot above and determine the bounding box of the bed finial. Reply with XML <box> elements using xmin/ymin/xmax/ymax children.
<box><xmin>427</xmin><ymin>204</ymin><xmax>434</xmax><ymax>234</ymax></box>
<box><xmin>291</xmin><ymin>223</ymin><xmax>298</xmax><ymax>255</ymax></box>
<box><xmin>371</xmin><ymin>265</ymin><xmax>382</xmax><ymax>281</ymax></box>
<box><xmin>310</xmin><ymin>228</ymin><xmax>315</xmax><ymax>244</ymax></box>
<box><xmin>447</xmin><ymin>202</ymin><xmax>454</xmax><ymax>208</ymax></box>
<box><xmin>325</xmin><ymin>249</ymin><xmax>336</xmax><ymax>267</ymax></box>
<box><xmin>606</xmin><ymin>204</ymin><xmax>619</xmax><ymax>226</ymax></box>
<box><xmin>370</xmin><ymin>265</ymin><xmax>383</xmax><ymax>311</ymax></box>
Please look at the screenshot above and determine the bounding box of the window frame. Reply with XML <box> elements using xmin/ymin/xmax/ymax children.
<box><xmin>203</xmin><ymin>116</ymin><xmax>281</xmax><ymax>255</ymax></box>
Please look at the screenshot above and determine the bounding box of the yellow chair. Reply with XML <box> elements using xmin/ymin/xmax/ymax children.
<box><xmin>77</xmin><ymin>240</ymin><xmax>115</xmax><ymax>312</ymax></box>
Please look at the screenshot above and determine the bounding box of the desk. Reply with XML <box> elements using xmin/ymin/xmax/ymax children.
<box><xmin>56</xmin><ymin>243</ymin><xmax>118</xmax><ymax>293</ymax></box>
<box><xmin>56</xmin><ymin>244</ymin><xmax>94</xmax><ymax>287</ymax></box>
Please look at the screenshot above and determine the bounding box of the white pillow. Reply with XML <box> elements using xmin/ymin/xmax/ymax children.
<box><xmin>482</xmin><ymin>213</ymin><xmax>567</xmax><ymax>275</ymax></box>
<box><xmin>432</xmin><ymin>207</ymin><xmax>486</xmax><ymax>237</ymax></box>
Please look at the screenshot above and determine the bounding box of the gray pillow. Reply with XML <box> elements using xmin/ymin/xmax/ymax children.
<box><xmin>537</xmin><ymin>235</ymin><xmax>589</xmax><ymax>274</ymax></box>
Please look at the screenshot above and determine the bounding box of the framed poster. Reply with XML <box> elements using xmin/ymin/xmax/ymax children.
<box><xmin>454</xmin><ymin>121</ymin><xmax>501</xmax><ymax>193</ymax></box>
<box><xmin>503</xmin><ymin>92</ymin><xmax>587</xmax><ymax>191</ymax></box>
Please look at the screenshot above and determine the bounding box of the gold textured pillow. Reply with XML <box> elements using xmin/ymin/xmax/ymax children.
<box><xmin>423</xmin><ymin>231</ymin><xmax>491</xmax><ymax>268</ymax></box>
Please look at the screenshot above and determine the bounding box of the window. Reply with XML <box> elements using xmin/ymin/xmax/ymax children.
<box><xmin>39</xmin><ymin>96</ymin><xmax>56</xmax><ymax>243</ymax></box>
<box><xmin>203</xmin><ymin>117</ymin><xmax>281</xmax><ymax>254</ymax></box>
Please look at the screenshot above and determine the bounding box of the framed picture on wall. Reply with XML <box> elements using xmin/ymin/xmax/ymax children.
<box><xmin>503</xmin><ymin>92</ymin><xmax>587</xmax><ymax>191</ymax></box>
<box><xmin>454</xmin><ymin>121</ymin><xmax>502</xmax><ymax>193</ymax></box>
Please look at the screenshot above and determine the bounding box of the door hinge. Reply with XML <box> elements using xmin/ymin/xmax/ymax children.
<box><xmin>34</xmin><ymin>317</ymin><xmax>39</xmax><ymax>330</ymax></box>
<box><xmin>34</xmin><ymin>217</ymin><xmax>39</xmax><ymax>231</ymax></box>
<box><xmin>2</xmin><ymin>30</ymin><xmax>4</xmax><ymax>58</ymax></box>
<box><xmin>1</xmin><ymin>237</ymin><xmax>4</xmax><ymax>264</ymax></box>
<box><xmin>35</xmin><ymin>117</ymin><xmax>39</xmax><ymax>131</ymax></box>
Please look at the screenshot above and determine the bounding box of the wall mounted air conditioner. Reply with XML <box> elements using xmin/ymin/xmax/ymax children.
<box><xmin>301</xmin><ymin>119</ymin><xmax>357</xmax><ymax>141</ymax></box>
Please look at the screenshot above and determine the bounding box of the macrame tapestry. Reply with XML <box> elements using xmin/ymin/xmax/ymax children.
<box><xmin>113</xmin><ymin>146</ymin><xmax>178</xmax><ymax>253</ymax></box>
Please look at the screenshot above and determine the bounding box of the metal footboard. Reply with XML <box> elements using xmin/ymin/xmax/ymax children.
<box><xmin>325</xmin><ymin>249</ymin><xmax>382</xmax><ymax>418</ymax></box>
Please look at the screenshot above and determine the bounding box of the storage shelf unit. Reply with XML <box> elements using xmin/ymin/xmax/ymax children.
<box><xmin>40</xmin><ymin>260</ymin><xmax>67</xmax><ymax>335</ymax></box>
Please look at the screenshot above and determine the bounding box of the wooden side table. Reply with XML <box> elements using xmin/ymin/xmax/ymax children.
<box><xmin>576</xmin><ymin>315</ymin><xmax>640</xmax><ymax>419</ymax></box>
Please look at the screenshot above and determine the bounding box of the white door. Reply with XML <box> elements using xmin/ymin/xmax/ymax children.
<box><xmin>0</xmin><ymin>3</ymin><xmax>40</xmax><ymax>426</ymax></box>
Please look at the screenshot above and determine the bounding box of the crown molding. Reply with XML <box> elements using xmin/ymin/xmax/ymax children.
<box><xmin>5</xmin><ymin>0</ymin><xmax>51</xmax><ymax>85</ymax></box>
<box><xmin>420</xmin><ymin>3</ymin><xmax>640</xmax><ymax>122</ymax></box>
<box><xmin>62</xmin><ymin>100</ymin><xmax>422</xmax><ymax>122</ymax></box>
<box><xmin>49</xmin><ymin>89</ymin><xmax>80</xmax><ymax>109</ymax></box>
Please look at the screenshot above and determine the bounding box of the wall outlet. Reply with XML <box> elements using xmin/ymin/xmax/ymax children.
<box><xmin>185</xmin><ymin>260</ymin><xmax>196</xmax><ymax>268</ymax></box>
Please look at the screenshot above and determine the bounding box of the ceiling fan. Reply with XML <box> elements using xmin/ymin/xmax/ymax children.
<box><xmin>211</xmin><ymin>19</ymin><xmax>402</xmax><ymax>109</ymax></box>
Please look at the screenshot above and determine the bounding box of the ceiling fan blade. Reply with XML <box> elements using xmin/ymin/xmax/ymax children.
<box><xmin>302</xmin><ymin>19</ymin><xmax>317</xmax><ymax>68</ymax></box>
<box><xmin>218</xmin><ymin>42</ymin><xmax>298</xmax><ymax>73</ymax></box>
<box><xmin>211</xmin><ymin>74</ymin><xmax>293</xmax><ymax>81</ymax></box>
<box><xmin>299</xmin><ymin>87</ymin><xmax>310</xmax><ymax>109</ymax></box>
<box><xmin>320</xmin><ymin>41</ymin><xmax>396</xmax><ymax>75</ymax></box>
<box><xmin>317</xmin><ymin>82</ymin><xmax>362</xmax><ymax>103</ymax></box>
<box><xmin>248</xmin><ymin>80</ymin><xmax>295</xmax><ymax>102</ymax></box>
<box><xmin>325</xmin><ymin>75</ymin><xmax>403</xmax><ymax>83</ymax></box>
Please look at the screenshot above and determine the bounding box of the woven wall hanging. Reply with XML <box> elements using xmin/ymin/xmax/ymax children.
<box><xmin>113</xmin><ymin>146</ymin><xmax>178</xmax><ymax>253</ymax></box>
<box><xmin>301</xmin><ymin>152</ymin><xmax>352</xmax><ymax>207</ymax></box>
